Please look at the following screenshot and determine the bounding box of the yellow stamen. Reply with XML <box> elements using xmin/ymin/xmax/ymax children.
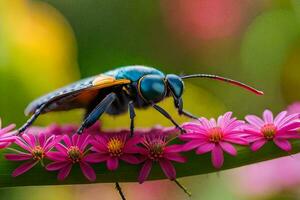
<box><xmin>31</xmin><ymin>145</ymin><xmax>44</xmax><ymax>160</ymax></box>
<box><xmin>208</xmin><ymin>127</ymin><xmax>223</xmax><ymax>142</ymax></box>
<box><xmin>107</xmin><ymin>138</ymin><xmax>124</xmax><ymax>157</ymax></box>
<box><xmin>261</xmin><ymin>124</ymin><xmax>277</xmax><ymax>140</ymax></box>
<box><xmin>67</xmin><ymin>146</ymin><xmax>83</xmax><ymax>163</ymax></box>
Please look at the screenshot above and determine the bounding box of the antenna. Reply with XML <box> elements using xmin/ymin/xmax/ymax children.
<box><xmin>181</xmin><ymin>74</ymin><xmax>264</xmax><ymax>95</ymax></box>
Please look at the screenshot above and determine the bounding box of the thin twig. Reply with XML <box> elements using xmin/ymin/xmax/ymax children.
<box><xmin>174</xmin><ymin>179</ymin><xmax>192</xmax><ymax>198</ymax></box>
<box><xmin>115</xmin><ymin>182</ymin><xmax>126</xmax><ymax>200</ymax></box>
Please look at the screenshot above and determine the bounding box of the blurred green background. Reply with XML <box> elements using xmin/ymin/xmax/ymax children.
<box><xmin>1</xmin><ymin>0</ymin><xmax>300</xmax><ymax>199</ymax></box>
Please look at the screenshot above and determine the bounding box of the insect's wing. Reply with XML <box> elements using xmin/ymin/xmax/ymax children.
<box><xmin>25</xmin><ymin>75</ymin><xmax>131</xmax><ymax>115</ymax></box>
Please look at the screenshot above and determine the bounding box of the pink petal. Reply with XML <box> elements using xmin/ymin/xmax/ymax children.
<box><xmin>245</xmin><ymin>115</ymin><xmax>264</xmax><ymax>128</ymax></box>
<box><xmin>62</xmin><ymin>135</ymin><xmax>72</xmax><ymax>147</ymax></box>
<box><xmin>276</xmin><ymin>131</ymin><xmax>300</xmax><ymax>139</ymax></box>
<box><xmin>250</xmin><ymin>139</ymin><xmax>267</xmax><ymax>151</ymax></box>
<box><xmin>159</xmin><ymin>158</ymin><xmax>176</xmax><ymax>180</ymax></box>
<box><xmin>278</xmin><ymin>122</ymin><xmax>300</xmax><ymax>134</ymax></box>
<box><xmin>0</xmin><ymin>137</ymin><xmax>16</xmax><ymax>143</ymax></box>
<box><xmin>80</xmin><ymin>161</ymin><xmax>96</xmax><ymax>181</ymax></box>
<box><xmin>38</xmin><ymin>133</ymin><xmax>46</xmax><ymax>147</ymax></box>
<box><xmin>46</xmin><ymin>152</ymin><xmax>67</xmax><ymax>161</ymax></box>
<box><xmin>57</xmin><ymin>163</ymin><xmax>72</xmax><ymax>181</ymax></box>
<box><xmin>12</xmin><ymin>161</ymin><xmax>38</xmax><ymax>177</ymax></box>
<box><xmin>199</xmin><ymin>118</ymin><xmax>211</xmax><ymax>129</ymax></box>
<box><xmin>163</xmin><ymin>153</ymin><xmax>187</xmax><ymax>163</ymax></box>
<box><xmin>277</xmin><ymin>113</ymin><xmax>299</xmax><ymax>128</ymax></box>
<box><xmin>78</xmin><ymin>135</ymin><xmax>91</xmax><ymax>150</ymax></box>
<box><xmin>138</xmin><ymin>160</ymin><xmax>153</xmax><ymax>183</ymax></box>
<box><xmin>0</xmin><ymin>124</ymin><xmax>16</xmax><ymax>135</ymax></box>
<box><xmin>120</xmin><ymin>154</ymin><xmax>140</xmax><ymax>164</ymax></box>
<box><xmin>263</xmin><ymin>110</ymin><xmax>274</xmax><ymax>123</ymax></box>
<box><xmin>182</xmin><ymin>123</ymin><xmax>207</xmax><ymax>133</ymax></box>
<box><xmin>182</xmin><ymin>140</ymin><xmax>205</xmax><ymax>151</ymax></box>
<box><xmin>196</xmin><ymin>143</ymin><xmax>215</xmax><ymax>154</ymax></box>
<box><xmin>274</xmin><ymin>111</ymin><xmax>287</xmax><ymax>125</ymax></box>
<box><xmin>179</xmin><ymin>133</ymin><xmax>206</xmax><ymax>141</ymax></box>
<box><xmin>125</xmin><ymin>135</ymin><xmax>142</xmax><ymax>146</ymax></box>
<box><xmin>0</xmin><ymin>142</ymin><xmax>11</xmax><ymax>149</ymax></box>
<box><xmin>46</xmin><ymin>161</ymin><xmax>69</xmax><ymax>171</ymax></box>
<box><xmin>164</xmin><ymin>144</ymin><xmax>185</xmax><ymax>153</ymax></box>
<box><xmin>15</xmin><ymin>139</ymin><xmax>31</xmax><ymax>152</ymax></box>
<box><xmin>84</xmin><ymin>153</ymin><xmax>110</xmax><ymax>163</ymax></box>
<box><xmin>211</xmin><ymin>145</ymin><xmax>224</xmax><ymax>169</ymax></box>
<box><xmin>273</xmin><ymin>139</ymin><xmax>292</xmax><ymax>151</ymax></box>
<box><xmin>223</xmin><ymin>135</ymin><xmax>249</xmax><ymax>145</ymax></box>
<box><xmin>72</xmin><ymin>134</ymin><xmax>80</xmax><ymax>146</ymax></box>
<box><xmin>124</xmin><ymin>146</ymin><xmax>146</xmax><ymax>154</ymax></box>
<box><xmin>44</xmin><ymin>136</ymin><xmax>59</xmax><ymax>152</ymax></box>
<box><xmin>106</xmin><ymin>157</ymin><xmax>119</xmax><ymax>171</ymax></box>
<box><xmin>219</xmin><ymin>142</ymin><xmax>237</xmax><ymax>156</ymax></box>
<box><xmin>5</xmin><ymin>153</ymin><xmax>32</xmax><ymax>161</ymax></box>
<box><xmin>55</xmin><ymin>143</ymin><xmax>68</xmax><ymax>155</ymax></box>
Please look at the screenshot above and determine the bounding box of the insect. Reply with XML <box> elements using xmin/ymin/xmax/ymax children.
<box><xmin>18</xmin><ymin>65</ymin><xmax>263</xmax><ymax>135</ymax></box>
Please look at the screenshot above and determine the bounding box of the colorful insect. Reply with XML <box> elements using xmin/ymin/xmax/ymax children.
<box><xmin>18</xmin><ymin>65</ymin><xmax>263</xmax><ymax>135</ymax></box>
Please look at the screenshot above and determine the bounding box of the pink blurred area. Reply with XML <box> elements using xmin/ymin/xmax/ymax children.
<box><xmin>73</xmin><ymin>180</ymin><xmax>186</xmax><ymax>200</ymax></box>
<box><xmin>161</xmin><ymin>0</ymin><xmax>254</xmax><ymax>43</ymax></box>
<box><xmin>231</xmin><ymin>154</ymin><xmax>300</xmax><ymax>196</ymax></box>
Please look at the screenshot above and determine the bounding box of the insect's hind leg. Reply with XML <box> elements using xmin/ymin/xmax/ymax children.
<box><xmin>18</xmin><ymin>103</ymin><xmax>47</xmax><ymax>134</ymax></box>
<box><xmin>128</xmin><ymin>101</ymin><xmax>135</xmax><ymax>137</ymax></box>
<box><xmin>76</xmin><ymin>92</ymin><xmax>117</xmax><ymax>134</ymax></box>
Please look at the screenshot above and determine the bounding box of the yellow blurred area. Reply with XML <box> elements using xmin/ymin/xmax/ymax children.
<box><xmin>0</xmin><ymin>0</ymin><xmax>79</xmax><ymax>97</ymax></box>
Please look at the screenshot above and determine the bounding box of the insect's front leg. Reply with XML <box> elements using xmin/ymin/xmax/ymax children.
<box><xmin>76</xmin><ymin>92</ymin><xmax>117</xmax><ymax>134</ymax></box>
<box><xmin>128</xmin><ymin>101</ymin><xmax>136</xmax><ymax>137</ymax></box>
<box><xmin>152</xmin><ymin>104</ymin><xmax>185</xmax><ymax>134</ymax></box>
<box><xmin>176</xmin><ymin>97</ymin><xmax>198</xmax><ymax>120</ymax></box>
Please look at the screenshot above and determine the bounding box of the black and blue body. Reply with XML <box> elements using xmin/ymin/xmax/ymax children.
<box><xmin>18</xmin><ymin>65</ymin><xmax>263</xmax><ymax>135</ymax></box>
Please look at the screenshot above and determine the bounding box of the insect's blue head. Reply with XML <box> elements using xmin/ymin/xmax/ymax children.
<box><xmin>165</xmin><ymin>74</ymin><xmax>184</xmax><ymax>100</ymax></box>
<box><xmin>138</xmin><ymin>75</ymin><xmax>167</xmax><ymax>103</ymax></box>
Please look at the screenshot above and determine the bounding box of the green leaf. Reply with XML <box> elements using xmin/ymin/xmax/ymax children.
<box><xmin>0</xmin><ymin>140</ymin><xmax>299</xmax><ymax>187</ymax></box>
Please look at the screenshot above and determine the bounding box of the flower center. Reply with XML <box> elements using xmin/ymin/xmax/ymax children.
<box><xmin>148</xmin><ymin>139</ymin><xmax>165</xmax><ymax>161</ymax></box>
<box><xmin>261</xmin><ymin>123</ymin><xmax>277</xmax><ymax>140</ymax></box>
<box><xmin>31</xmin><ymin>145</ymin><xmax>44</xmax><ymax>160</ymax></box>
<box><xmin>107</xmin><ymin>138</ymin><xmax>124</xmax><ymax>157</ymax></box>
<box><xmin>67</xmin><ymin>146</ymin><xmax>83</xmax><ymax>163</ymax></box>
<box><xmin>208</xmin><ymin>127</ymin><xmax>223</xmax><ymax>142</ymax></box>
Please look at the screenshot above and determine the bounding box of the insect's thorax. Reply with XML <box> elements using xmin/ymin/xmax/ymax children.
<box><xmin>104</xmin><ymin>65</ymin><xmax>165</xmax><ymax>82</ymax></box>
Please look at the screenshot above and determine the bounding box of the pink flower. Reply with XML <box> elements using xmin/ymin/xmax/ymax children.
<box><xmin>137</xmin><ymin>130</ymin><xmax>187</xmax><ymax>183</ymax></box>
<box><xmin>180</xmin><ymin>112</ymin><xmax>248</xmax><ymax>169</ymax></box>
<box><xmin>244</xmin><ymin>109</ymin><xmax>300</xmax><ymax>152</ymax></box>
<box><xmin>46</xmin><ymin>134</ymin><xmax>96</xmax><ymax>181</ymax></box>
<box><xmin>86</xmin><ymin>130</ymin><xmax>141</xmax><ymax>171</ymax></box>
<box><xmin>0</xmin><ymin>118</ymin><xmax>16</xmax><ymax>149</ymax></box>
<box><xmin>5</xmin><ymin>132</ymin><xmax>59</xmax><ymax>177</ymax></box>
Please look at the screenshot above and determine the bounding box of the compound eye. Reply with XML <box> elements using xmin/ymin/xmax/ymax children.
<box><xmin>166</xmin><ymin>74</ymin><xmax>184</xmax><ymax>98</ymax></box>
<box><xmin>139</xmin><ymin>75</ymin><xmax>166</xmax><ymax>102</ymax></box>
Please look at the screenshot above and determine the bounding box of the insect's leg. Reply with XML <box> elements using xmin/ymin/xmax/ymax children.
<box><xmin>179</xmin><ymin>109</ymin><xmax>198</xmax><ymax>120</ymax></box>
<box><xmin>76</xmin><ymin>93</ymin><xmax>117</xmax><ymax>134</ymax></box>
<box><xmin>152</xmin><ymin>104</ymin><xmax>185</xmax><ymax>133</ymax></box>
<box><xmin>176</xmin><ymin>98</ymin><xmax>198</xmax><ymax>120</ymax></box>
<box><xmin>128</xmin><ymin>101</ymin><xmax>136</xmax><ymax>137</ymax></box>
<box><xmin>115</xmin><ymin>182</ymin><xmax>126</xmax><ymax>200</ymax></box>
<box><xmin>18</xmin><ymin>103</ymin><xmax>47</xmax><ymax>134</ymax></box>
<box><xmin>174</xmin><ymin>179</ymin><xmax>192</xmax><ymax>197</ymax></box>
